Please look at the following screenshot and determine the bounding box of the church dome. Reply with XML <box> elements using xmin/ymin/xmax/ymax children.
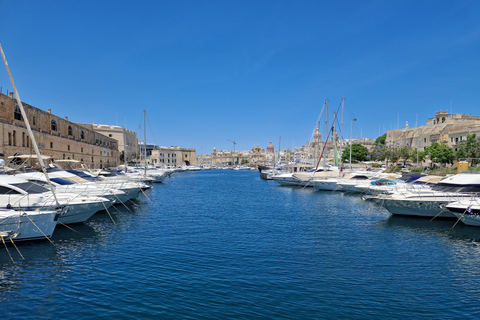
<box><xmin>267</xmin><ymin>141</ymin><xmax>274</xmax><ymax>153</ymax></box>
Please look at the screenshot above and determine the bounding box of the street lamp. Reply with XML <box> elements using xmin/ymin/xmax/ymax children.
<box><xmin>350</xmin><ymin>118</ymin><xmax>357</xmax><ymax>168</ymax></box>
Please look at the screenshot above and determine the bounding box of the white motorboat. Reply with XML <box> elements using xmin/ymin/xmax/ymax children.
<box><xmin>0</xmin><ymin>208</ymin><xmax>60</xmax><ymax>241</ymax></box>
<box><xmin>446</xmin><ymin>198</ymin><xmax>480</xmax><ymax>226</ymax></box>
<box><xmin>367</xmin><ymin>173</ymin><xmax>480</xmax><ymax>219</ymax></box>
<box><xmin>0</xmin><ymin>176</ymin><xmax>112</xmax><ymax>224</ymax></box>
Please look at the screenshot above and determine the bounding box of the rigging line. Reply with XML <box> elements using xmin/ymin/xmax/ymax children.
<box><xmin>312</xmin><ymin>100</ymin><xmax>343</xmax><ymax>176</ymax></box>
<box><xmin>22</xmin><ymin>212</ymin><xmax>55</xmax><ymax>245</ymax></box>
<box><xmin>113</xmin><ymin>193</ymin><xmax>133</xmax><ymax>213</ymax></box>
<box><xmin>146</xmin><ymin>115</ymin><xmax>157</xmax><ymax>147</ymax></box>
<box><xmin>102</xmin><ymin>201</ymin><xmax>116</xmax><ymax>226</ymax></box>
<box><xmin>1</xmin><ymin>44</ymin><xmax>60</xmax><ymax>206</ymax></box>
<box><xmin>1</xmin><ymin>235</ymin><xmax>15</xmax><ymax>264</ymax></box>
<box><xmin>452</xmin><ymin>205</ymin><xmax>471</xmax><ymax>229</ymax></box>
<box><xmin>9</xmin><ymin>237</ymin><xmax>25</xmax><ymax>260</ymax></box>
<box><xmin>57</xmin><ymin>221</ymin><xmax>80</xmax><ymax>233</ymax></box>
<box><xmin>140</xmin><ymin>188</ymin><xmax>153</xmax><ymax>203</ymax></box>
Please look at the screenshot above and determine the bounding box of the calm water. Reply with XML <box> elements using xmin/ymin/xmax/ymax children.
<box><xmin>2</xmin><ymin>170</ymin><xmax>480</xmax><ymax>319</ymax></box>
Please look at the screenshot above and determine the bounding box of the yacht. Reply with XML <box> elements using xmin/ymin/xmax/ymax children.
<box><xmin>0</xmin><ymin>175</ymin><xmax>112</xmax><ymax>224</ymax></box>
<box><xmin>446</xmin><ymin>198</ymin><xmax>480</xmax><ymax>226</ymax></box>
<box><xmin>367</xmin><ymin>173</ymin><xmax>480</xmax><ymax>219</ymax></box>
<box><xmin>0</xmin><ymin>208</ymin><xmax>60</xmax><ymax>241</ymax></box>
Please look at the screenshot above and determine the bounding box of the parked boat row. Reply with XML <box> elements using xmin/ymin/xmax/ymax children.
<box><xmin>0</xmin><ymin>160</ymin><xmax>174</xmax><ymax>243</ymax></box>
<box><xmin>264</xmin><ymin>166</ymin><xmax>480</xmax><ymax>227</ymax></box>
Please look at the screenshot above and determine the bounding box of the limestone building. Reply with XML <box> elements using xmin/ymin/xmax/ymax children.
<box><xmin>149</xmin><ymin>146</ymin><xmax>197</xmax><ymax>166</ymax></box>
<box><xmin>0</xmin><ymin>92</ymin><xmax>119</xmax><ymax>168</ymax></box>
<box><xmin>76</xmin><ymin>123</ymin><xmax>138</xmax><ymax>162</ymax></box>
<box><xmin>386</xmin><ymin>111</ymin><xmax>480</xmax><ymax>151</ymax></box>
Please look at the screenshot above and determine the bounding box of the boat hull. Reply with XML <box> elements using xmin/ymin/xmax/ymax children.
<box><xmin>0</xmin><ymin>209</ymin><xmax>58</xmax><ymax>241</ymax></box>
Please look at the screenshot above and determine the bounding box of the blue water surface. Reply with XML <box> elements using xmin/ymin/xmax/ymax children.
<box><xmin>1</xmin><ymin>170</ymin><xmax>480</xmax><ymax>319</ymax></box>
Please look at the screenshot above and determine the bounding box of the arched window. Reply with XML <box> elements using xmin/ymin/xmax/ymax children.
<box><xmin>68</xmin><ymin>125</ymin><xmax>73</xmax><ymax>136</ymax></box>
<box><xmin>14</xmin><ymin>106</ymin><xmax>23</xmax><ymax>120</ymax></box>
<box><xmin>81</xmin><ymin>130</ymin><xmax>85</xmax><ymax>140</ymax></box>
<box><xmin>442</xmin><ymin>117</ymin><xmax>446</xmax><ymax>123</ymax></box>
<box><xmin>51</xmin><ymin>119</ymin><xmax>57</xmax><ymax>131</ymax></box>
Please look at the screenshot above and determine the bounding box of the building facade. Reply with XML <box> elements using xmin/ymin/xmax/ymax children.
<box><xmin>386</xmin><ymin>111</ymin><xmax>480</xmax><ymax>151</ymax></box>
<box><xmin>76</xmin><ymin>123</ymin><xmax>138</xmax><ymax>162</ymax></box>
<box><xmin>149</xmin><ymin>146</ymin><xmax>197</xmax><ymax>166</ymax></box>
<box><xmin>0</xmin><ymin>92</ymin><xmax>119</xmax><ymax>168</ymax></box>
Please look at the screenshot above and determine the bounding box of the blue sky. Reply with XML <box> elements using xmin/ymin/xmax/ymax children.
<box><xmin>1</xmin><ymin>0</ymin><xmax>479</xmax><ymax>154</ymax></box>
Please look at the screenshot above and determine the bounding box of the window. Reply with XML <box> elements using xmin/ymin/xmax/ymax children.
<box><xmin>32</xmin><ymin>116</ymin><xmax>35</xmax><ymax>125</ymax></box>
<box><xmin>68</xmin><ymin>125</ymin><xmax>73</xmax><ymax>136</ymax></box>
<box><xmin>12</xmin><ymin>130</ymin><xmax>16</xmax><ymax>146</ymax></box>
<box><xmin>51</xmin><ymin>119</ymin><xmax>57</xmax><ymax>131</ymax></box>
<box><xmin>424</xmin><ymin>138</ymin><xmax>426</xmax><ymax>143</ymax></box>
<box><xmin>50</xmin><ymin>142</ymin><xmax>53</xmax><ymax>148</ymax></box>
<box><xmin>14</xmin><ymin>106</ymin><xmax>23</xmax><ymax>120</ymax></box>
<box><xmin>81</xmin><ymin>130</ymin><xmax>85</xmax><ymax>140</ymax></box>
<box><xmin>8</xmin><ymin>132</ymin><xmax>12</xmax><ymax>146</ymax></box>
<box><xmin>81</xmin><ymin>147</ymin><xmax>83</xmax><ymax>153</ymax></box>
<box><xmin>456</xmin><ymin>137</ymin><xmax>459</xmax><ymax>142</ymax></box>
<box><xmin>68</xmin><ymin>145</ymin><xmax>70</xmax><ymax>151</ymax></box>
<box><xmin>22</xmin><ymin>132</ymin><xmax>25</xmax><ymax>147</ymax></box>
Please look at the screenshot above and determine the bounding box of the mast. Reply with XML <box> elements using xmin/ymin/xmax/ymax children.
<box><xmin>333</xmin><ymin>112</ymin><xmax>338</xmax><ymax>167</ymax></box>
<box><xmin>339</xmin><ymin>97</ymin><xmax>345</xmax><ymax>163</ymax></box>
<box><xmin>143</xmin><ymin>109</ymin><xmax>147</xmax><ymax>175</ymax></box>
<box><xmin>122</xmin><ymin>126</ymin><xmax>128</xmax><ymax>172</ymax></box>
<box><xmin>0</xmin><ymin>44</ymin><xmax>59</xmax><ymax>205</ymax></box>
<box><xmin>324</xmin><ymin>99</ymin><xmax>328</xmax><ymax>166</ymax></box>
<box><xmin>138</xmin><ymin>124</ymin><xmax>141</xmax><ymax>165</ymax></box>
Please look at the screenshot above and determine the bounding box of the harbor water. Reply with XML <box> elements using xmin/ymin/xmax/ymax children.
<box><xmin>2</xmin><ymin>170</ymin><xmax>480</xmax><ymax>319</ymax></box>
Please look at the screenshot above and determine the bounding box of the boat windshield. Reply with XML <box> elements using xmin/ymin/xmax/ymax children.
<box><xmin>11</xmin><ymin>182</ymin><xmax>50</xmax><ymax>194</ymax></box>
<box><xmin>50</xmin><ymin>178</ymin><xmax>75</xmax><ymax>185</ymax></box>
<box><xmin>432</xmin><ymin>183</ymin><xmax>480</xmax><ymax>193</ymax></box>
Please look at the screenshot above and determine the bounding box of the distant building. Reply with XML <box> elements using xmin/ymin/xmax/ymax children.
<box><xmin>0</xmin><ymin>92</ymin><xmax>119</xmax><ymax>168</ymax></box>
<box><xmin>149</xmin><ymin>146</ymin><xmax>197</xmax><ymax>166</ymax></box>
<box><xmin>386</xmin><ymin>111</ymin><xmax>480</xmax><ymax>151</ymax></box>
<box><xmin>76</xmin><ymin>123</ymin><xmax>138</xmax><ymax>162</ymax></box>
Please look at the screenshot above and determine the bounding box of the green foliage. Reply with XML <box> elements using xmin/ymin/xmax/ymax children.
<box><xmin>423</xmin><ymin>142</ymin><xmax>455</xmax><ymax>166</ymax></box>
<box><xmin>119</xmin><ymin>150</ymin><xmax>125</xmax><ymax>162</ymax></box>
<box><xmin>342</xmin><ymin>143</ymin><xmax>369</xmax><ymax>162</ymax></box>
<box><xmin>375</xmin><ymin>133</ymin><xmax>386</xmax><ymax>145</ymax></box>
<box><xmin>455</xmin><ymin>133</ymin><xmax>480</xmax><ymax>165</ymax></box>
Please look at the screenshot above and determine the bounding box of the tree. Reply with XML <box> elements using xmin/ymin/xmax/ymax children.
<box><xmin>424</xmin><ymin>142</ymin><xmax>455</xmax><ymax>166</ymax></box>
<box><xmin>398</xmin><ymin>145</ymin><xmax>412</xmax><ymax>165</ymax></box>
<box><xmin>375</xmin><ymin>133</ymin><xmax>386</xmax><ymax>146</ymax></box>
<box><xmin>455</xmin><ymin>133</ymin><xmax>480</xmax><ymax>165</ymax></box>
<box><xmin>119</xmin><ymin>150</ymin><xmax>125</xmax><ymax>162</ymax></box>
<box><xmin>342</xmin><ymin>143</ymin><xmax>369</xmax><ymax>162</ymax></box>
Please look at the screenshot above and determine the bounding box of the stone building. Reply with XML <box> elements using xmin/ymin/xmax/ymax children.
<box><xmin>76</xmin><ymin>123</ymin><xmax>138</xmax><ymax>162</ymax></box>
<box><xmin>386</xmin><ymin>111</ymin><xmax>480</xmax><ymax>151</ymax></box>
<box><xmin>0</xmin><ymin>92</ymin><xmax>119</xmax><ymax>168</ymax></box>
<box><xmin>149</xmin><ymin>146</ymin><xmax>197</xmax><ymax>166</ymax></box>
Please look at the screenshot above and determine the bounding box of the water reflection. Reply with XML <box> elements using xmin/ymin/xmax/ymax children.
<box><xmin>382</xmin><ymin>215</ymin><xmax>480</xmax><ymax>243</ymax></box>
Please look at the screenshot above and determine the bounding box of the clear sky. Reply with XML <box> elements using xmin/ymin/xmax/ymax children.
<box><xmin>1</xmin><ymin>0</ymin><xmax>479</xmax><ymax>154</ymax></box>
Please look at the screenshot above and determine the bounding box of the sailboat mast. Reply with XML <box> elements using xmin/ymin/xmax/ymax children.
<box><xmin>339</xmin><ymin>97</ymin><xmax>345</xmax><ymax>161</ymax></box>
<box><xmin>143</xmin><ymin>109</ymin><xmax>147</xmax><ymax>175</ymax></box>
<box><xmin>122</xmin><ymin>127</ymin><xmax>127</xmax><ymax>172</ymax></box>
<box><xmin>0</xmin><ymin>44</ymin><xmax>59</xmax><ymax>205</ymax></box>
<box><xmin>324</xmin><ymin>99</ymin><xmax>328</xmax><ymax>166</ymax></box>
<box><xmin>333</xmin><ymin>111</ymin><xmax>338</xmax><ymax>166</ymax></box>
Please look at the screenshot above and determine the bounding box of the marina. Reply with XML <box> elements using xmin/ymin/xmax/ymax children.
<box><xmin>2</xmin><ymin>169</ymin><xmax>480</xmax><ymax>319</ymax></box>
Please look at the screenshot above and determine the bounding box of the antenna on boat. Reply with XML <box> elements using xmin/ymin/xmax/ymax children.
<box><xmin>0</xmin><ymin>44</ymin><xmax>60</xmax><ymax>205</ymax></box>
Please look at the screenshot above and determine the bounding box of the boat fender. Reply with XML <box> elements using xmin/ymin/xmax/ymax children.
<box><xmin>6</xmin><ymin>204</ymin><xmax>11</xmax><ymax>209</ymax></box>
